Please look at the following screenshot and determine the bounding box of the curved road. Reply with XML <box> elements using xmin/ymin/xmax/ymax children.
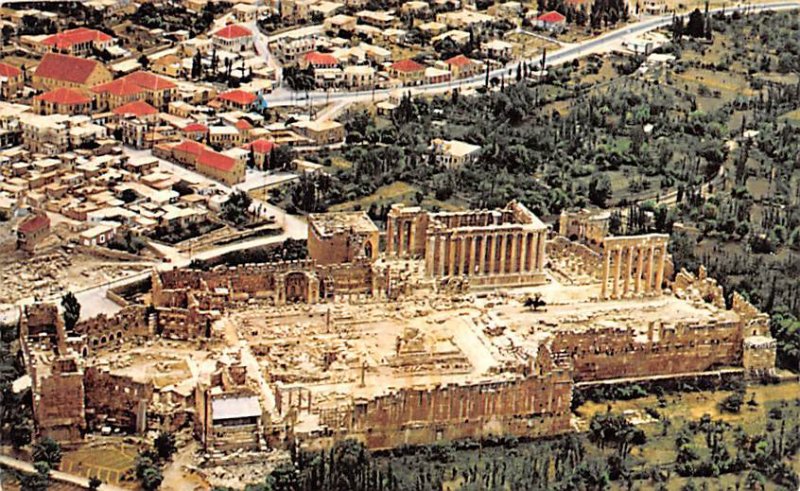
<box><xmin>262</xmin><ymin>1</ymin><xmax>800</xmax><ymax>107</ymax></box>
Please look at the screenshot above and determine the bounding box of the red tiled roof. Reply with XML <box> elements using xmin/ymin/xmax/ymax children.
<box><xmin>18</xmin><ymin>214</ymin><xmax>50</xmax><ymax>234</ymax></box>
<box><xmin>182</xmin><ymin>123</ymin><xmax>209</xmax><ymax>133</ymax></box>
<box><xmin>537</xmin><ymin>11</ymin><xmax>566</xmax><ymax>23</ymax></box>
<box><xmin>112</xmin><ymin>100</ymin><xmax>158</xmax><ymax>117</ymax></box>
<box><xmin>217</xmin><ymin>89</ymin><xmax>257</xmax><ymax>106</ymax></box>
<box><xmin>34</xmin><ymin>87</ymin><xmax>92</xmax><ymax>105</ymax></box>
<box><xmin>42</xmin><ymin>27</ymin><xmax>113</xmax><ymax>50</ymax></box>
<box><xmin>172</xmin><ymin>140</ymin><xmax>208</xmax><ymax>156</ymax></box>
<box><xmin>390</xmin><ymin>58</ymin><xmax>425</xmax><ymax>73</ymax></box>
<box><xmin>34</xmin><ymin>53</ymin><xmax>100</xmax><ymax>85</ymax></box>
<box><xmin>0</xmin><ymin>62</ymin><xmax>21</xmax><ymax>78</ymax></box>
<box><xmin>445</xmin><ymin>54</ymin><xmax>473</xmax><ymax>67</ymax></box>
<box><xmin>235</xmin><ymin>119</ymin><xmax>253</xmax><ymax>130</ymax></box>
<box><xmin>304</xmin><ymin>51</ymin><xmax>338</xmax><ymax>66</ymax></box>
<box><xmin>247</xmin><ymin>139</ymin><xmax>275</xmax><ymax>154</ymax></box>
<box><xmin>92</xmin><ymin>71</ymin><xmax>176</xmax><ymax>96</ymax></box>
<box><xmin>214</xmin><ymin>24</ymin><xmax>253</xmax><ymax>39</ymax></box>
<box><xmin>198</xmin><ymin>150</ymin><xmax>236</xmax><ymax>172</ymax></box>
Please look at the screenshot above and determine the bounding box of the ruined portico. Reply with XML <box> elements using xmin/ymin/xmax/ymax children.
<box><xmin>600</xmin><ymin>234</ymin><xmax>669</xmax><ymax>300</ymax></box>
<box><xmin>386</xmin><ymin>201</ymin><xmax>548</xmax><ymax>287</ymax></box>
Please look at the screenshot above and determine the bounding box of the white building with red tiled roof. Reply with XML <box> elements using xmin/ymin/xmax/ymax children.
<box><xmin>40</xmin><ymin>28</ymin><xmax>115</xmax><ymax>56</ymax></box>
<box><xmin>388</xmin><ymin>58</ymin><xmax>426</xmax><ymax>85</ymax></box>
<box><xmin>216</xmin><ymin>89</ymin><xmax>258</xmax><ymax>111</ymax></box>
<box><xmin>212</xmin><ymin>24</ymin><xmax>254</xmax><ymax>52</ymax></box>
<box><xmin>0</xmin><ymin>62</ymin><xmax>23</xmax><ymax>99</ymax></box>
<box><xmin>33</xmin><ymin>87</ymin><xmax>94</xmax><ymax>115</ymax></box>
<box><xmin>92</xmin><ymin>71</ymin><xmax>177</xmax><ymax>110</ymax></box>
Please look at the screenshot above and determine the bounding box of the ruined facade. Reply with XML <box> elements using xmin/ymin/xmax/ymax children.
<box><xmin>308</xmin><ymin>211</ymin><xmax>379</xmax><ymax>265</ymax></box>
<box><xmin>600</xmin><ymin>234</ymin><xmax>669</xmax><ymax>299</ymax></box>
<box><xmin>386</xmin><ymin>201</ymin><xmax>548</xmax><ymax>287</ymax></box>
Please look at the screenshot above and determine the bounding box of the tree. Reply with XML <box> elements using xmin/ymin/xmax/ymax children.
<box><xmin>271</xmin><ymin>144</ymin><xmax>295</xmax><ymax>171</ymax></box>
<box><xmin>719</xmin><ymin>391</ymin><xmax>744</xmax><ymax>413</ymax></box>
<box><xmin>268</xmin><ymin>461</ymin><xmax>299</xmax><ymax>491</ymax></box>
<box><xmin>154</xmin><ymin>431</ymin><xmax>177</xmax><ymax>461</ymax></box>
<box><xmin>32</xmin><ymin>437</ymin><xmax>62</xmax><ymax>468</ymax></box>
<box><xmin>588</xmin><ymin>174</ymin><xmax>613</xmax><ymax>208</ymax></box>
<box><xmin>88</xmin><ymin>476</ymin><xmax>103</xmax><ymax>490</ymax></box>
<box><xmin>524</xmin><ymin>293</ymin><xmax>547</xmax><ymax>311</ymax></box>
<box><xmin>221</xmin><ymin>190</ymin><xmax>253</xmax><ymax>226</ymax></box>
<box><xmin>61</xmin><ymin>292</ymin><xmax>81</xmax><ymax>331</ymax></box>
<box><xmin>141</xmin><ymin>466</ymin><xmax>163</xmax><ymax>491</ymax></box>
<box><xmin>20</xmin><ymin>461</ymin><xmax>51</xmax><ymax>491</ymax></box>
<box><xmin>686</xmin><ymin>8</ymin><xmax>705</xmax><ymax>37</ymax></box>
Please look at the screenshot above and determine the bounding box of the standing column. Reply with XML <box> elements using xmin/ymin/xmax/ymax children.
<box><xmin>438</xmin><ymin>236</ymin><xmax>446</xmax><ymax>277</ymax></box>
<box><xmin>425</xmin><ymin>236</ymin><xmax>436</xmax><ymax>276</ymax></box>
<box><xmin>635</xmin><ymin>245</ymin><xmax>644</xmax><ymax>294</ymax></box>
<box><xmin>509</xmin><ymin>232</ymin><xmax>519</xmax><ymax>274</ymax></box>
<box><xmin>612</xmin><ymin>247</ymin><xmax>622</xmax><ymax>299</ymax></box>
<box><xmin>396</xmin><ymin>219</ymin><xmax>404</xmax><ymax>257</ymax></box>
<box><xmin>537</xmin><ymin>231</ymin><xmax>546</xmax><ymax>270</ymax></box>
<box><xmin>478</xmin><ymin>235</ymin><xmax>487</xmax><ymax>275</ymax></box>
<box><xmin>448</xmin><ymin>237</ymin><xmax>457</xmax><ymax>277</ymax></box>
<box><xmin>654</xmin><ymin>245</ymin><xmax>666</xmax><ymax>294</ymax></box>
<box><xmin>488</xmin><ymin>233</ymin><xmax>497</xmax><ymax>275</ymax></box>
<box><xmin>644</xmin><ymin>245</ymin><xmax>655</xmax><ymax>294</ymax></box>
<box><xmin>469</xmin><ymin>235</ymin><xmax>477</xmax><ymax>275</ymax></box>
<box><xmin>458</xmin><ymin>235</ymin><xmax>467</xmax><ymax>276</ymax></box>
<box><xmin>601</xmin><ymin>248</ymin><xmax>611</xmax><ymax>299</ymax></box>
<box><xmin>498</xmin><ymin>233</ymin><xmax>508</xmax><ymax>274</ymax></box>
<box><xmin>519</xmin><ymin>232</ymin><xmax>529</xmax><ymax>273</ymax></box>
<box><xmin>386</xmin><ymin>217</ymin><xmax>395</xmax><ymax>256</ymax></box>
<box><xmin>408</xmin><ymin>218</ymin><xmax>416</xmax><ymax>258</ymax></box>
<box><xmin>623</xmin><ymin>245</ymin><xmax>633</xmax><ymax>296</ymax></box>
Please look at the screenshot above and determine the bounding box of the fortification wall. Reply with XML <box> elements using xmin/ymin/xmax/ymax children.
<box><xmin>343</xmin><ymin>371</ymin><xmax>572</xmax><ymax>449</ymax></box>
<box><xmin>35</xmin><ymin>367</ymin><xmax>85</xmax><ymax>443</ymax></box>
<box><xmin>552</xmin><ymin>321</ymin><xmax>744</xmax><ymax>382</ymax></box>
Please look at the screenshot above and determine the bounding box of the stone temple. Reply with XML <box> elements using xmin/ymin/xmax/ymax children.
<box><xmin>18</xmin><ymin>201</ymin><xmax>777</xmax><ymax>455</ymax></box>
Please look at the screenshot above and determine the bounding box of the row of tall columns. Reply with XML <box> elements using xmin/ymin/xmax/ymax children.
<box><xmin>600</xmin><ymin>243</ymin><xmax>667</xmax><ymax>300</ymax></box>
<box><xmin>425</xmin><ymin>230</ymin><xmax>547</xmax><ymax>278</ymax></box>
<box><xmin>386</xmin><ymin>216</ymin><xmax>416</xmax><ymax>258</ymax></box>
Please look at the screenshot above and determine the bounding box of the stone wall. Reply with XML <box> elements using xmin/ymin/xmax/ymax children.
<box><xmin>551</xmin><ymin>320</ymin><xmax>744</xmax><ymax>383</ymax></box>
<box><xmin>34</xmin><ymin>356</ymin><xmax>86</xmax><ymax>444</ymax></box>
<box><xmin>84</xmin><ymin>366</ymin><xmax>153</xmax><ymax>433</ymax></box>
<box><xmin>73</xmin><ymin>306</ymin><xmax>151</xmax><ymax>354</ymax></box>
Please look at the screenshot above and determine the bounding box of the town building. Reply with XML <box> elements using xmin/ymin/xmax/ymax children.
<box><xmin>308</xmin><ymin>211</ymin><xmax>380</xmax><ymax>265</ymax></box>
<box><xmin>429</xmin><ymin>138</ymin><xmax>481</xmax><ymax>169</ymax></box>
<box><xmin>212</xmin><ymin>24</ymin><xmax>254</xmax><ymax>52</ymax></box>
<box><xmin>40</xmin><ymin>27</ymin><xmax>115</xmax><ymax>56</ymax></box>
<box><xmin>0</xmin><ymin>62</ymin><xmax>23</xmax><ymax>100</ymax></box>
<box><xmin>388</xmin><ymin>59</ymin><xmax>426</xmax><ymax>85</ymax></box>
<box><xmin>33</xmin><ymin>53</ymin><xmax>113</xmax><ymax>91</ymax></box>
<box><xmin>33</xmin><ymin>88</ymin><xmax>94</xmax><ymax>115</ymax></box>
<box><xmin>290</xmin><ymin>119</ymin><xmax>345</xmax><ymax>145</ymax></box>
<box><xmin>91</xmin><ymin>71</ymin><xmax>177</xmax><ymax>110</ymax></box>
<box><xmin>17</xmin><ymin>213</ymin><xmax>51</xmax><ymax>252</ymax></box>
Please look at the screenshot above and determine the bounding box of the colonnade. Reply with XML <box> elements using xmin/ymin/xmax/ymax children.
<box><xmin>424</xmin><ymin>229</ymin><xmax>546</xmax><ymax>278</ymax></box>
<box><xmin>600</xmin><ymin>239</ymin><xmax>667</xmax><ymax>299</ymax></box>
<box><xmin>386</xmin><ymin>214</ymin><xmax>419</xmax><ymax>258</ymax></box>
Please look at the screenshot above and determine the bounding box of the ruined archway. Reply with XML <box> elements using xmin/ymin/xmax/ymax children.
<box><xmin>285</xmin><ymin>272</ymin><xmax>310</xmax><ymax>303</ymax></box>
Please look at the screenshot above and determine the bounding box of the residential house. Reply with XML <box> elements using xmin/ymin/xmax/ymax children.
<box><xmin>430</xmin><ymin>138</ymin><xmax>481</xmax><ymax>169</ymax></box>
<box><xmin>300</xmin><ymin>51</ymin><xmax>339</xmax><ymax>70</ymax></box>
<box><xmin>0</xmin><ymin>62</ymin><xmax>23</xmax><ymax>100</ymax></box>
<box><xmin>355</xmin><ymin>10</ymin><xmax>396</xmax><ymax>28</ymax></box>
<box><xmin>290</xmin><ymin>119</ymin><xmax>344</xmax><ymax>145</ymax></box>
<box><xmin>40</xmin><ymin>28</ymin><xmax>115</xmax><ymax>56</ymax></box>
<box><xmin>32</xmin><ymin>53</ymin><xmax>113</xmax><ymax>91</ymax></box>
<box><xmin>79</xmin><ymin>223</ymin><xmax>118</xmax><ymax>246</ymax></box>
<box><xmin>216</xmin><ymin>89</ymin><xmax>257</xmax><ymax>111</ymax></box>
<box><xmin>151</xmin><ymin>55</ymin><xmax>184</xmax><ymax>78</ymax></box>
<box><xmin>311</xmin><ymin>1</ymin><xmax>344</xmax><ymax>18</ymax></box>
<box><xmin>181</xmin><ymin>122</ymin><xmax>209</xmax><ymax>141</ymax></box>
<box><xmin>233</xmin><ymin>4</ymin><xmax>259</xmax><ymax>22</ymax></box>
<box><xmin>480</xmin><ymin>39</ymin><xmax>514</xmax><ymax>60</ymax></box>
<box><xmin>324</xmin><ymin>14</ymin><xmax>357</xmax><ymax>33</ymax></box>
<box><xmin>209</xmin><ymin>126</ymin><xmax>240</xmax><ymax>149</ymax></box>
<box><xmin>196</xmin><ymin>149</ymin><xmax>245</xmax><ymax>185</ymax></box>
<box><xmin>533</xmin><ymin>11</ymin><xmax>567</xmax><ymax>31</ymax></box>
<box><xmin>212</xmin><ymin>25</ymin><xmax>254</xmax><ymax>52</ymax></box>
<box><xmin>91</xmin><ymin>71</ymin><xmax>177</xmax><ymax>110</ymax></box>
<box><xmin>425</xmin><ymin>66</ymin><xmax>451</xmax><ymax>84</ymax></box>
<box><xmin>33</xmin><ymin>88</ymin><xmax>94</xmax><ymax>115</ymax></box>
<box><xmin>113</xmin><ymin>101</ymin><xmax>159</xmax><ymax>148</ymax></box>
<box><xmin>444</xmin><ymin>54</ymin><xmax>482</xmax><ymax>79</ymax></box>
<box><xmin>245</xmin><ymin>139</ymin><xmax>275</xmax><ymax>170</ymax></box>
<box><xmin>343</xmin><ymin>65</ymin><xmax>375</xmax><ymax>88</ymax></box>
<box><xmin>17</xmin><ymin>213</ymin><xmax>50</xmax><ymax>252</ymax></box>
<box><xmin>389</xmin><ymin>59</ymin><xmax>426</xmax><ymax>85</ymax></box>
<box><xmin>271</xmin><ymin>33</ymin><xmax>317</xmax><ymax>65</ymax></box>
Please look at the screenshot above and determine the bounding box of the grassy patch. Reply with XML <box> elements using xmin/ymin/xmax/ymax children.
<box><xmin>329</xmin><ymin>181</ymin><xmax>419</xmax><ymax>212</ymax></box>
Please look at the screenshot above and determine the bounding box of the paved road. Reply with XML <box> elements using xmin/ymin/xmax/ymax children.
<box><xmin>0</xmin><ymin>454</ymin><xmax>127</xmax><ymax>491</ymax></box>
<box><xmin>261</xmin><ymin>2</ymin><xmax>800</xmax><ymax>107</ymax></box>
